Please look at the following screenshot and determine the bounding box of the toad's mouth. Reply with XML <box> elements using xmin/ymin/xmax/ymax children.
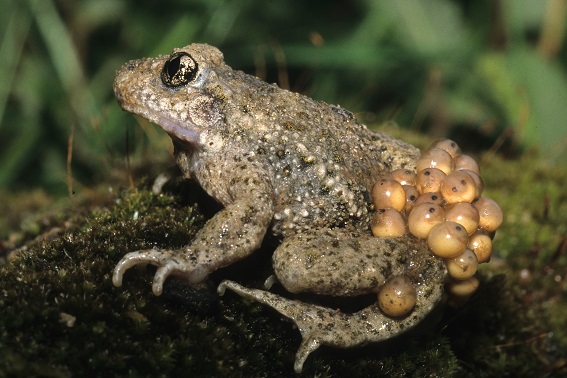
<box><xmin>114</xmin><ymin>100</ymin><xmax>202</xmax><ymax>145</ymax></box>
<box><xmin>153</xmin><ymin>113</ymin><xmax>201</xmax><ymax>144</ymax></box>
<box><xmin>115</xmin><ymin>96</ymin><xmax>203</xmax><ymax>146</ymax></box>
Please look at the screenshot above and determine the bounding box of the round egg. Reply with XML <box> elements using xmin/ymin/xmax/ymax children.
<box><xmin>468</xmin><ymin>230</ymin><xmax>493</xmax><ymax>263</ymax></box>
<box><xmin>453</xmin><ymin>154</ymin><xmax>480</xmax><ymax>175</ymax></box>
<box><xmin>391</xmin><ymin>169</ymin><xmax>416</xmax><ymax>186</ymax></box>
<box><xmin>446</xmin><ymin>248</ymin><xmax>478</xmax><ymax>280</ymax></box>
<box><xmin>415</xmin><ymin>168</ymin><xmax>446</xmax><ymax>194</ymax></box>
<box><xmin>416</xmin><ymin>147</ymin><xmax>455</xmax><ymax>175</ymax></box>
<box><xmin>473</xmin><ymin>197</ymin><xmax>503</xmax><ymax>232</ymax></box>
<box><xmin>407</xmin><ymin>203</ymin><xmax>445</xmax><ymax>239</ymax></box>
<box><xmin>371</xmin><ymin>179</ymin><xmax>406</xmax><ymax>212</ymax></box>
<box><xmin>446</xmin><ymin>275</ymin><xmax>479</xmax><ymax>297</ymax></box>
<box><xmin>371</xmin><ymin>209</ymin><xmax>407</xmax><ymax>237</ymax></box>
<box><xmin>440</xmin><ymin>171</ymin><xmax>477</xmax><ymax>204</ymax></box>
<box><xmin>444</xmin><ymin>202</ymin><xmax>480</xmax><ymax>235</ymax></box>
<box><xmin>378</xmin><ymin>275</ymin><xmax>417</xmax><ymax>317</ymax></box>
<box><xmin>427</xmin><ymin>221</ymin><xmax>469</xmax><ymax>258</ymax></box>
<box><xmin>431</xmin><ymin>138</ymin><xmax>462</xmax><ymax>158</ymax></box>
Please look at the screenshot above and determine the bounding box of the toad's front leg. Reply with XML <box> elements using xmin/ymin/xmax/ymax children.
<box><xmin>112</xmin><ymin>172</ymin><xmax>274</xmax><ymax>295</ymax></box>
<box><xmin>218</xmin><ymin>230</ymin><xmax>447</xmax><ymax>373</ymax></box>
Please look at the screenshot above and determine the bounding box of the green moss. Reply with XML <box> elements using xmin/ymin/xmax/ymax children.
<box><xmin>479</xmin><ymin>151</ymin><xmax>567</xmax><ymax>261</ymax></box>
<box><xmin>1</xmin><ymin>146</ymin><xmax>567</xmax><ymax>376</ymax></box>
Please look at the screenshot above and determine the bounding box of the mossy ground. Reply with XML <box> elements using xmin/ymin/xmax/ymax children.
<box><xmin>1</xmin><ymin>130</ymin><xmax>566</xmax><ymax>377</ymax></box>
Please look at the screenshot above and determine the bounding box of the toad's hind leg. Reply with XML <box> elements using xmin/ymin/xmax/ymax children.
<box><xmin>218</xmin><ymin>273</ymin><xmax>445</xmax><ymax>373</ymax></box>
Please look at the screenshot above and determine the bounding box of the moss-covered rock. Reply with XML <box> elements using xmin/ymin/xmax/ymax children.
<box><xmin>1</xmin><ymin>147</ymin><xmax>566</xmax><ymax>376</ymax></box>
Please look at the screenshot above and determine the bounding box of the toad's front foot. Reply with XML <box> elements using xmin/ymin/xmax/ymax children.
<box><xmin>112</xmin><ymin>249</ymin><xmax>209</xmax><ymax>295</ymax></box>
<box><xmin>218</xmin><ymin>278</ymin><xmax>445</xmax><ymax>373</ymax></box>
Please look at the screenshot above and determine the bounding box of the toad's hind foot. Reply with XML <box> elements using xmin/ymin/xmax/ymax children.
<box><xmin>218</xmin><ymin>280</ymin><xmax>327</xmax><ymax>373</ymax></box>
<box><xmin>218</xmin><ymin>279</ymin><xmax>445</xmax><ymax>373</ymax></box>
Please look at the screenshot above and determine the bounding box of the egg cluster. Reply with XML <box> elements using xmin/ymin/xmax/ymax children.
<box><xmin>372</xmin><ymin>139</ymin><xmax>503</xmax><ymax>316</ymax></box>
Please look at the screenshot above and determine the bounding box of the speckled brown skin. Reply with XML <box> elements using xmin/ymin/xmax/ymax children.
<box><xmin>219</xmin><ymin>233</ymin><xmax>445</xmax><ymax>373</ymax></box>
<box><xmin>111</xmin><ymin>44</ymin><xmax>447</xmax><ymax>373</ymax></box>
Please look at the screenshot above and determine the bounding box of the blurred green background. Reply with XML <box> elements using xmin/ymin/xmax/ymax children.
<box><xmin>2</xmin><ymin>2</ymin><xmax>567</xmax><ymax>375</ymax></box>
<box><xmin>1</xmin><ymin>0</ymin><xmax>567</xmax><ymax>196</ymax></box>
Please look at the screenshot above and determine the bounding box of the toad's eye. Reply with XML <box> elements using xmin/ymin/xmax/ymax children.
<box><xmin>161</xmin><ymin>52</ymin><xmax>198</xmax><ymax>88</ymax></box>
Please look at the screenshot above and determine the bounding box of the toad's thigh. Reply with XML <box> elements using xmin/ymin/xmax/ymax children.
<box><xmin>272</xmin><ymin>229</ymin><xmax>431</xmax><ymax>296</ymax></box>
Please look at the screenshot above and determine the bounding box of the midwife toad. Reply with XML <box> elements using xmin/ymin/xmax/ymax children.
<box><xmin>112</xmin><ymin>44</ymin><xmax>447</xmax><ymax>373</ymax></box>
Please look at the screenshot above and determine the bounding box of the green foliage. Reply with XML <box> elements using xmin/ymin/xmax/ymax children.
<box><xmin>1</xmin><ymin>0</ymin><xmax>567</xmax><ymax>194</ymax></box>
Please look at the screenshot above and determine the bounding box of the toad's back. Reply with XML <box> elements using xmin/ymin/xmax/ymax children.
<box><xmin>114</xmin><ymin>43</ymin><xmax>419</xmax><ymax>238</ymax></box>
<box><xmin>209</xmin><ymin>66</ymin><xmax>419</xmax><ymax>236</ymax></box>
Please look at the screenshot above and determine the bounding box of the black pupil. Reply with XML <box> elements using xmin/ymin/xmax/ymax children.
<box><xmin>168</xmin><ymin>56</ymin><xmax>181</xmax><ymax>77</ymax></box>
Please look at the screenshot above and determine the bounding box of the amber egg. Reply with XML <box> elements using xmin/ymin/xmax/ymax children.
<box><xmin>378</xmin><ymin>275</ymin><xmax>417</xmax><ymax>317</ymax></box>
<box><xmin>453</xmin><ymin>154</ymin><xmax>480</xmax><ymax>175</ymax></box>
<box><xmin>431</xmin><ymin>138</ymin><xmax>462</xmax><ymax>158</ymax></box>
<box><xmin>391</xmin><ymin>169</ymin><xmax>416</xmax><ymax>186</ymax></box>
<box><xmin>371</xmin><ymin>179</ymin><xmax>407</xmax><ymax>212</ymax></box>
<box><xmin>473</xmin><ymin>197</ymin><xmax>503</xmax><ymax>232</ymax></box>
<box><xmin>440</xmin><ymin>171</ymin><xmax>477</xmax><ymax>204</ymax></box>
<box><xmin>415</xmin><ymin>168</ymin><xmax>446</xmax><ymax>194</ymax></box>
<box><xmin>416</xmin><ymin>147</ymin><xmax>455</xmax><ymax>175</ymax></box>
<box><xmin>446</xmin><ymin>275</ymin><xmax>479</xmax><ymax>297</ymax></box>
<box><xmin>444</xmin><ymin>202</ymin><xmax>480</xmax><ymax>235</ymax></box>
<box><xmin>371</xmin><ymin>209</ymin><xmax>407</xmax><ymax>237</ymax></box>
<box><xmin>427</xmin><ymin>221</ymin><xmax>469</xmax><ymax>258</ymax></box>
<box><xmin>468</xmin><ymin>230</ymin><xmax>493</xmax><ymax>263</ymax></box>
<box><xmin>407</xmin><ymin>203</ymin><xmax>445</xmax><ymax>239</ymax></box>
<box><xmin>446</xmin><ymin>248</ymin><xmax>478</xmax><ymax>280</ymax></box>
